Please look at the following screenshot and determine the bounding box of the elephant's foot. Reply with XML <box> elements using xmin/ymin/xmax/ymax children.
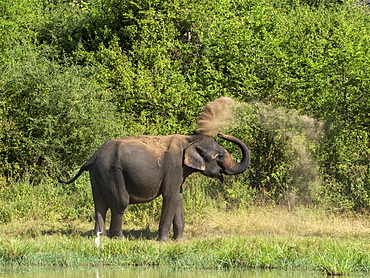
<box><xmin>157</xmin><ymin>235</ymin><xmax>185</xmax><ymax>242</ymax></box>
<box><xmin>173</xmin><ymin>235</ymin><xmax>186</xmax><ymax>241</ymax></box>
<box><xmin>157</xmin><ymin>235</ymin><xmax>170</xmax><ymax>242</ymax></box>
<box><xmin>108</xmin><ymin>228</ymin><xmax>124</xmax><ymax>238</ymax></box>
<box><xmin>109</xmin><ymin>232</ymin><xmax>124</xmax><ymax>238</ymax></box>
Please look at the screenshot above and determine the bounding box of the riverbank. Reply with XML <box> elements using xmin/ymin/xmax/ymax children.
<box><xmin>1</xmin><ymin>207</ymin><xmax>370</xmax><ymax>275</ymax></box>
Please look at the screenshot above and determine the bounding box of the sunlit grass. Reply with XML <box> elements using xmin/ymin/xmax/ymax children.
<box><xmin>1</xmin><ymin>232</ymin><xmax>370</xmax><ymax>274</ymax></box>
<box><xmin>188</xmin><ymin>206</ymin><xmax>370</xmax><ymax>239</ymax></box>
<box><xmin>1</xmin><ymin>207</ymin><xmax>370</xmax><ymax>275</ymax></box>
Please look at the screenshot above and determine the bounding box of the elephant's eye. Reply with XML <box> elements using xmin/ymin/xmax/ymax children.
<box><xmin>197</xmin><ymin>148</ymin><xmax>205</xmax><ymax>157</ymax></box>
<box><xmin>218</xmin><ymin>153</ymin><xmax>224</xmax><ymax>160</ymax></box>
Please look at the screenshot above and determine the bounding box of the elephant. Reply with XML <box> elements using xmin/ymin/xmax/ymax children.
<box><xmin>57</xmin><ymin>132</ymin><xmax>250</xmax><ymax>241</ymax></box>
<box><xmin>57</xmin><ymin>97</ymin><xmax>250</xmax><ymax>241</ymax></box>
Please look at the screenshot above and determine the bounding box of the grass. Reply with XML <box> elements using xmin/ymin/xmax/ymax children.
<box><xmin>1</xmin><ymin>206</ymin><xmax>370</xmax><ymax>275</ymax></box>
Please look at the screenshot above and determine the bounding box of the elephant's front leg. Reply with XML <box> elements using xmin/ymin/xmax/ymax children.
<box><xmin>173</xmin><ymin>194</ymin><xmax>185</xmax><ymax>240</ymax></box>
<box><xmin>158</xmin><ymin>193</ymin><xmax>183</xmax><ymax>241</ymax></box>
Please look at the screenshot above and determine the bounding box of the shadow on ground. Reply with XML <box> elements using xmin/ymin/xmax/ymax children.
<box><xmin>40</xmin><ymin>227</ymin><xmax>157</xmax><ymax>240</ymax></box>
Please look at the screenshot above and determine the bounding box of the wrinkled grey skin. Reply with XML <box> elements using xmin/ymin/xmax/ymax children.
<box><xmin>57</xmin><ymin>133</ymin><xmax>250</xmax><ymax>241</ymax></box>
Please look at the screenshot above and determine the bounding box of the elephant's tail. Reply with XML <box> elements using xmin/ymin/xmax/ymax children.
<box><xmin>56</xmin><ymin>156</ymin><xmax>96</xmax><ymax>184</ymax></box>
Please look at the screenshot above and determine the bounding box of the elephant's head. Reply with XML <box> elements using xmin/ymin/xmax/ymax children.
<box><xmin>184</xmin><ymin>133</ymin><xmax>250</xmax><ymax>182</ymax></box>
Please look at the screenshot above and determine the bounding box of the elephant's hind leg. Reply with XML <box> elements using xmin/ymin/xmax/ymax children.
<box><xmin>109</xmin><ymin>208</ymin><xmax>126</xmax><ymax>238</ymax></box>
<box><xmin>93</xmin><ymin>195</ymin><xmax>108</xmax><ymax>236</ymax></box>
<box><xmin>108</xmin><ymin>176</ymin><xmax>129</xmax><ymax>238</ymax></box>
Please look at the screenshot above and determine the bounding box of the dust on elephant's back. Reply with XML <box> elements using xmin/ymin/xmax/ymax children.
<box><xmin>114</xmin><ymin>136</ymin><xmax>174</xmax><ymax>201</ymax></box>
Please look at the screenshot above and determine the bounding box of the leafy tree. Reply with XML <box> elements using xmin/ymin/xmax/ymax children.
<box><xmin>1</xmin><ymin>0</ymin><xmax>370</xmax><ymax>212</ymax></box>
<box><xmin>0</xmin><ymin>53</ymin><xmax>121</xmax><ymax>178</ymax></box>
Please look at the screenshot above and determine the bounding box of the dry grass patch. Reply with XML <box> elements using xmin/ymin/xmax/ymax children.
<box><xmin>187</xmin><ymin>206</ymin><xmax>370</xmax><ymax>239</ymax></box>
<box><xmin>2</xmin><ymin>206</ymin><xmax>370</xmax><ymax>241</ymax></box>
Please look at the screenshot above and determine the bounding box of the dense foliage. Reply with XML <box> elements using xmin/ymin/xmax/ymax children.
<box><xmin>1</xmin><ymin>0</ymin><xmax>370</xmax><ymax>215</ymax></box>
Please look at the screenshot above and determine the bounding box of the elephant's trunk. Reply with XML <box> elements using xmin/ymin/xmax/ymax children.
<box><xmin>217</xmin><ymin>133</ymin><xmax>250</xmax><ymax>175</ymax></box>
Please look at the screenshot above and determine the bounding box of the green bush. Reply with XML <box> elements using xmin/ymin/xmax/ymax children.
<box><xmin>0</xmin><ymin>52</ymin><xmax>121</xmax><ymax>178</ymax></box>
<box><xmin>1</xmin><ymin>0</ymin><xmax>370</xmax><ymax>213</ymax></box>
<box><xmin>0</xmin><ymin>173</ymin><xmax>94</xmax><ymax>222</ymax></box>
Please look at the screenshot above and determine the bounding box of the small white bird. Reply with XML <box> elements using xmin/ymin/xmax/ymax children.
<box><xmin>95</xmin><ymin>232</ymin><xmax>103</xmax><ymax>247</ymax></box>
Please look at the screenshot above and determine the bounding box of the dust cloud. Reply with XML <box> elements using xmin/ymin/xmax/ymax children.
<box><xmin>197</xmin><ymin>98</ymin><xmax>324</xmax><ymax>203</ymax></box>
<box><xmin>196</xmin><ymin>97</ymin><xmax>236</xmax><ymax>136</ymax></box>
<box><xmin>234</xmin><ymin>101</ymin><xmax>325</xmax><ymax>203</ymax></box>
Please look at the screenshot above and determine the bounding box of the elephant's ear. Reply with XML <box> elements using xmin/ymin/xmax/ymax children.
<box><xmin>184</xmin><ymin>144</ymin><xmax>206</xmax><ymax>171</ymax></box>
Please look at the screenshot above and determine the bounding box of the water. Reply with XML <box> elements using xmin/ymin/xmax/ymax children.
<box><xmin>0</xmin><ymin>267</ymin><xmax>322</xmax><ymax>278</ymax></box>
